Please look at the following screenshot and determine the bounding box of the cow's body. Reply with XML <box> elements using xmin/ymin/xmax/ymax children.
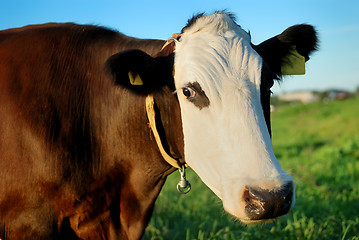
<box><xmin>0</xmin><ymin>12</ymin><xmax>318</xmax><ymax>240</ymax></box>
<box><xmin>0</xmin><ymin>23</ymin><xmax>179</xmax><ymax>239</ymax></box>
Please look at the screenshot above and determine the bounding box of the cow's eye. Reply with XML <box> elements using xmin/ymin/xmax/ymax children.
<box><xmin>182</xmin><ymin>87</ymin><xmax>196</xmax><ymax>99</ymax></box>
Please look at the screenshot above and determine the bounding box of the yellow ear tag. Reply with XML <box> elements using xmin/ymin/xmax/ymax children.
<box><xmin>281</xmin><ymin>46</ymin><xmax>306</xmax><ymax>75</ymax></box>
<box><xmin>128</xmin><ymin>71</ymin><xmax>143</xmax><ymax>85</ymax></box>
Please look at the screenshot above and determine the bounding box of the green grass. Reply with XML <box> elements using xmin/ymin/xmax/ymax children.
<box><xmin>144</xmin><ymin>97</ymin><xmax>359</xmax><ymax>240</ymax></box>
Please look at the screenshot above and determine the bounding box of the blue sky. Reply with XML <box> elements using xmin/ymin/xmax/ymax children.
<box><xmin>1</xmin><ymin>0</ymin><xmax>359</xmax><ymax>94</ymax></box>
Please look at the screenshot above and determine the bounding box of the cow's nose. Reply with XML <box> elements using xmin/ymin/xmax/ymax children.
<box><xmin>243</xmin><ymin>182</ymin><xmax>294</xmax><ymax>220</ymax></box>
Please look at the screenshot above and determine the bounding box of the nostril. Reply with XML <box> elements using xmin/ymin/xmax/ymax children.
<box><xmin>247</xmin><ymin>186</ymin><xmax>268</xmax><ymax>202</ymax></box>
<box><xmin>242</xmin><ymin>188</ymin><xmax>267</xmax><ymax>217</ymax></box>
<box><xmin>243</xmin><ymin>182</ymin><xmax>294</xmax><ymax>221</ymax></box>
<box><xmin>277</xmin><ymin>182</ymin><xmax>294</xmax><ymax>214</ymax></box>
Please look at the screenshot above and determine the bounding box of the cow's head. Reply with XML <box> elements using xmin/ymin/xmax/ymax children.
<box><xmin>106</xmin><ymin>11</ymin><xmax>318</xmax><ymax>224</ymax></box>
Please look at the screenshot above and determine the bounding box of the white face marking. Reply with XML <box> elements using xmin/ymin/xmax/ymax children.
<box><xmin>174</xmin><ymin>13</ymin><xmax>294</xmax><ymax>221</ymax></box>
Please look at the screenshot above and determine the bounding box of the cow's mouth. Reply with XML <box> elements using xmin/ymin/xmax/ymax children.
<box><xmin>238</xmin><ymin>217</ymin><xmax>277</xmax><ymax>225</ymax></box>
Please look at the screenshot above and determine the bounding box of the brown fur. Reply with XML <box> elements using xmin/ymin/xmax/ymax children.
<box><xmin>0</xmin><ymin>23</ymin><xmax>181</xmax><ymax>239</ymax></box>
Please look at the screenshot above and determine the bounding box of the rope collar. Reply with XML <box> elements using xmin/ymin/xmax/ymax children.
<box><xmin>145</xmin><ymin>95</ymin><xmax>187</xmax><ymax>169</ymax></box>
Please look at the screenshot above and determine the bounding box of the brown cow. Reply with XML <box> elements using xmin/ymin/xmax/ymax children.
<box><xmin>0</xmin><ymin>11</ymin><xmax>318</xmax><ymax>239</ymax></box>
<box><xmin>0</xmin><ymin>23</ymin><xmax>174</xmax><ymax>240</ymax></box>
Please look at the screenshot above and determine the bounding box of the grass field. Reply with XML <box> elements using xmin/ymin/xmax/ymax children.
<box><xmin>144</xmin><ymin>96</ymin><xmax>359</xmax><ymax>240</ymax></box>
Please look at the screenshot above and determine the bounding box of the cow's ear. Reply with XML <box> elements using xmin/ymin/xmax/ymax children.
<box><xmin>253</xmin><ymin>24</ymin><xmax>318</xmax><ymax>76</ymax></box>
<box><xmin>105</xmin><ymin>49</ymin><xmax>174</xmax><ymax>94</ymax></box>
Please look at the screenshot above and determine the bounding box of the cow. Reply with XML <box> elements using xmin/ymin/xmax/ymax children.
<box><xmin>0</xmin><ymin>11</ymin><xmax>318</xmax><ymax>240</ymax></box>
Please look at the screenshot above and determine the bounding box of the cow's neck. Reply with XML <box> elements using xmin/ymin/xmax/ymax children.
<box><xmin>63</xmin><ymin>88</ymin><xmax>183</xmax><ymax>239</ymax></box>
<box><xmin>118</xmin><ymin>88</ymin><xmax>184</xmax><ymax>239</ymax></box>
<box><xmin>63</xmin><ymin>162</ymin><xmax>173</xmax><ymax>240</ymax></box>
<box><xmin>116</xmin><ymin>89</ymin><xmax>184</xmax><ymax>239</ymax></box>
<box><xmin>152</xmin><ymin>88</ymin><xmax>185</xmax><ymax>165</ymax></box>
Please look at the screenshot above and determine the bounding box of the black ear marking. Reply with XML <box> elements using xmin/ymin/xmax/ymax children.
<box><xmin>105</xmin><ymin>49</ymin><xmax>174</xmax><ymax>94</ymax></box>
<box><xmin>105</xmin><ymin>49</ymin><xmax>154</xmax><ymax>89</ymax></box>
<box><xmin>278</xmin><ymin>24</ymin><xmax>319</xmax><ymax>59</ymax></box>
<box><xmin>253</xmin><ymin>24</ymin><xmax>318</xmax><ymax>76</ymax></box>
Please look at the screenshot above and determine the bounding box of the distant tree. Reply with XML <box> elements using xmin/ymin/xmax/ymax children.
<box><xmin>318</xmin><ymin>90</ymin><xmax>330</xmax><ymax>101</ymax></box>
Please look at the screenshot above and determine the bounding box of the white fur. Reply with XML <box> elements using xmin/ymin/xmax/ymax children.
<box><xmin>174</xmin><ymin>13</ymin><xmax>294</xmax><ymax>220</ymax></box>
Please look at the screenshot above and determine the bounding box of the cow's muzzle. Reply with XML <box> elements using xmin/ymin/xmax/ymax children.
<box><xmin>242</xmin><ymin>181</ymin><xmax>294</xmax><ymax>222</ymax></box>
